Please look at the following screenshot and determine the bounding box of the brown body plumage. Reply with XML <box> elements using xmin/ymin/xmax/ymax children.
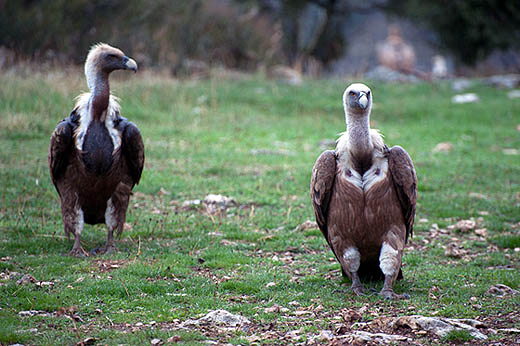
<box><xmin>310</xmin><ymin>83</ymin><xmax>417</xmax><ymax>299</ymax></box>
<box><xmin>49</xmin><ymin>43</ymin><xmax>144</xmax><ymax>256</ymax></box>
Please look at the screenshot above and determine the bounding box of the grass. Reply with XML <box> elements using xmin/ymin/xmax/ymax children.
<box><xmin>0</xmin><ymin>69</ymin><xmax>519</xmax><ymax>345</ymax></box>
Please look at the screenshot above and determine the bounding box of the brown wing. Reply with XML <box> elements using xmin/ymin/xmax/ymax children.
<box><xmin>48</xmin><ymin>118</ymin><xmax>75</xmax><ymax>192</ymax></box>
<box><xmin>121</xmin><ymin>120</ymin><xmax>145</xmax><ymax>187</ymax></box>
<box><xmin>310</xmin><ymin>150</ymin><xmax>337</xmax><ymax>249</ymax></box>
<box><xmin>387</xmin><ymin>145</ymin><xmax>417</xmax><ymax>243</ymax></box>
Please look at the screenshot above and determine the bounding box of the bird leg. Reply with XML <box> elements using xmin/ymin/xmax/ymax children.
<box><xmin>341</xmin><ymin>247</ymin><xmax>365</xmax><ymax>295</ymax></box>
<box><xmin>66</xmin><ymin>208</ymin><xmax>88</xmax><ymax>257</ymax></box>
<box><xmin>92</xmin><ymin>196</ymin><xmax>127</xmax><ymax>255</ymax></box>
<box><xmin>350</xmin><ymin>271</ymin><xmax>365</xmax><ymax>296</ymax></box>
<box><xmin>380</xmin><ymin>275</ymin><xmax>410</xmax><ymax>300</ymax></box>
<box><xmin>378</xmin><ymin>241</ymin><xmax>408</xmax><ymax>299</ymax></box>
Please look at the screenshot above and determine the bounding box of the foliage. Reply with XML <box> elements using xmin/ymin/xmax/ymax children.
<box><xmin>386</xmin><ymin>0</ymin><xmax>520</xmax><ymax>65</ymax></box>
<box><xmin>0</xmin><ymin>71</ymin><xmax>519</xmax><ymax>344</ymax></box>
<box><xmin>0</xmin><ymin>0</ymin><xmax>279</xmax><ymax>68</ymax></box>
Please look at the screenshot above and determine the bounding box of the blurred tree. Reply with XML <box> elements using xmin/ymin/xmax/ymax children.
<box><xmin>0</xmin><ymin>0</ymin><xmax>280</xmax><ymax>69</ymax></box>
<box><xmin>386</xmin><ymin>0</ymin><xmax>520</xmax><ymax>65</ymax></box>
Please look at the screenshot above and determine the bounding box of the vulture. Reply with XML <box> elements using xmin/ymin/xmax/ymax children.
<box><xmin>48</xmin><ymin>43</ymin><xmax>144</xmax><ymax>256</ymax></box>
<box><xmin>310</xmin><ymin>83</ymin><xmax>417</xmax><ymax>299</ymax></box>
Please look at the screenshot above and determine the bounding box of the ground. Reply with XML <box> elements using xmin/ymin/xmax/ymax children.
<box><xmin>0</xmin><ymin>69</ymin><xmax>519</xmax><ymax>345</ymax></box>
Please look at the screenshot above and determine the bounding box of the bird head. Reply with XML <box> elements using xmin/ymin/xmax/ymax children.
<box><xmin>85</xmin><ymin>43</ymin><xmax>138</xmax><ymax>89</ymax></box>
<box><xmin>343</xmin><ymin>83</ymin><xmax>372</xmax><ymax>117</ymax></box>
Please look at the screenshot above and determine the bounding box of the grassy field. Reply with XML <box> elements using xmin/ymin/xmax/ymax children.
<box><xmin>0</xmin><ymin>69</ymin><xmax>519</xmax><ymax>345</ymax></box>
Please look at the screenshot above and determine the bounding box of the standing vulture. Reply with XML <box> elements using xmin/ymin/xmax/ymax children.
<box><xmin>49</xmin><ymin>43</ymin><xmax>144</xmax><ymax>256</ymax></box>
<box><xmin>310</xmin><ymin>83</ymin><xmax>417</xmax><ymax>299</ymax></box>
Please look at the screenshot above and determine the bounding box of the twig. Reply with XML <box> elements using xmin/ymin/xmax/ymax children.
<box><xmin>119</xmin><ymin>278</ymin><xmax>130</xmax><ymax>298</ymax></box>
<box><xmin>132</xmin><ymin>236</ymin><xmax>141</xmax><ymax>262</ymax></box>
<box><xmin>105</xmin><ymin>315</ymin><xmax>114</xmax><ymax>326</ymax></box>
<box><xmin>69</xmin><ymin>317</ymin><xmax>82</xmax><ymax>344</ymax></box>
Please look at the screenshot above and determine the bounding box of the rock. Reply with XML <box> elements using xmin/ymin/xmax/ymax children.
<box><xmin>182</xmin><ymin>199</ymin><xmax>201</xmax><ymax>207</ymax></box>
<box><xmin>484</xmin><ymin>74</ymin><xmax>520</xmax><ymax>89</ymax></box>
<box><xmin>203</xmin><ymin>194</ymin><xmax>235</xmax><ymax>207</ymax></box>
<box><xmin>317</xmin><ymin>330</ymin><xmax>334</xmax><ymax>341</ymax></box>
<box><xmin>308</xmin><ymin>330</ymin><xmax>334</xmax><ymax>343</ymax></box>
<box><xmin>498</xmin><ymin>328</ymin><xmax>520</xmax><ymax>334</ymax></box>
<box><xmin>433</xmin><ymin>142</ymin><xmax>453</xmax><ymax>153</ymax></box>
<box><xmin>502</xmin><ymin>148</ymin><xmax>519</xmax><ymax>155</ymax></box>
<box><xmin>392</xmin><ymin>315</ymin><xmax>487</xmax><ymax>340</ymax></box>
<box><xmin>507</xmin><ymin>89</ymin><xmax>520</xmax><ymax>99</ymax></box>
<box><xmin>451</xmin><ymin>79</ymin><xmax>473</xmax><ymax>92</ymax></box>
<box><xmin>203</xmin><ymin>194</ymin><xmax>235</xmax><ymax>215</ymax></box>
<box><xmin>181</xmin><ymin>309</ymin><xmax>250</xmax><ymax>328</ymax></box>
<box><xmin>365</xmin><ymin>65</ymin><xmax>420</xmax><ymax>83</ymax></box>
<box><xmin>18</xmin><ymin>310</ymin><xmax>52</xmax><ymax>318</ymax></box>
<box><xmin>150</xmin><ymin>338</ymin><xmax>163</xmax><ymax>345</ymax></box>
<box><xmin>452</xmin><ymin>93</ymin><xmax>479</xmax><ymax>104</ymax></box>
<box><xmin>294</xmin><ymin>220</ymin><xmax>318</xmax><ymax>232</ymax></box>
<box><xmin>351</xmin><ymin>330</ymin><xmax>409</xmax><ymax>343</ymax></box>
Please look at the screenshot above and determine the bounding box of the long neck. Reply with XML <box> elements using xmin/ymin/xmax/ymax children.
<box><xmin>346</xmin><ymin>114</ymin><xmax>372</xmax><ymax>157</ymax></box>
<box><xmin>88</xmin><ymin>71</ymin><xmax>110</xmax><ymax>121</ymax></box>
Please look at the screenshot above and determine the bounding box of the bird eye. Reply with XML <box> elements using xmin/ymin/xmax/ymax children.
<box><xmin>367</xmin><ymin>91</ymin><xmax>371</xmax><ymax>96</ymax></box>
<box><xmin>107</xmin><ymin>54</ymin><xmax>117</xmax><ymax>59</ymax></box>
<box><xmin>349</xmin><ymin>91</ymin><xmax>355</xmax><ymax>96</ymax></box>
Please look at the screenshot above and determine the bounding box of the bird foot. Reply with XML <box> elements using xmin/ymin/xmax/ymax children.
<box><xmin>69</xmin><ymin>247</ymin><xmax>89</xmax><ymax>257</ymax></box>
<box><xmin>91</xmin><ymin>244</ymin><xmax>118</xmax><ymax>256</ymax></box>
<box><xmin>379</xmin><ymin>289</ymin><xmax>410</xmax><ymax>300</ymax></box>
<box><xmin>351</xmin><ymin>284</ymin><xmax>366</xmax><ymax>296</ymax></box>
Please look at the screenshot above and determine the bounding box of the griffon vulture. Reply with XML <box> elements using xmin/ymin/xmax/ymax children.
<box><xmin>310</xmin><ymin>83</ymin><xmax>417</xmax><ymax>299</ymax></box>
<box><xmin>49</xmin><ymin>43</ymin><xmax>144</xmax><ymax>256</ymax></box>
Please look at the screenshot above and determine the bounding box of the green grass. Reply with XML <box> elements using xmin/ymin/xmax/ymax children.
<box><xmin>0</xmin><ymin>70</ymin><xmax>519</xmax><ymax>345</ymax></box>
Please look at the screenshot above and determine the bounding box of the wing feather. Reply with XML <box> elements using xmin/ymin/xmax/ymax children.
<box><xmin>48</xmin><ymin>115</ymin><xmax>76</xmax><ymax>191</ymax></box>
<box><xmin>310</xmin><ymin>150</ymin><xmax>337</xmax><ymax>248</ymax></box>
<box><xmin>121</xmin><ymin>121</ymin><xmax>145</xmax><ymax>187</ymax></box>
<box><xmin>387</xmin><ymin>145</ymin><xmax>417</xmax><ymax>243</ymax></box>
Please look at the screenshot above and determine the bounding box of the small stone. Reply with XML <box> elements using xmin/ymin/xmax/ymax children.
<box><xmin>452</xmin><ymin>93</ymin><xmax>479</xmax><ymax>104</ymax></box>
<box><xmin>433</xmin><ymin>142</ymin><xmax>453</xmax><ymax>153</ymax></box>
<box><xmin>150</xmin><ymin>338</ymin><xmax>163</xmax><ymax>345</ymax></box>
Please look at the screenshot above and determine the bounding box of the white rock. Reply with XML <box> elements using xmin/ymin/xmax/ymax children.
<box><xmin>507</xmin><ymin>89</ymin><xmax>520</xmax><ymax>99</ymax></box>
<box><xmin>181</xmin><ymin>309</ymin><xmax>250</xmax><ymax>327</ymax></box>
<box><xmin>351</xmin><ymin>330</ymin><xmax>408</xmax><ymax>343</ymax></box>
<box><xmin>182</xmin><ymin>199</ymin><xmax>201</xmax><ymax>207</ymax></box>
<box><xmin>452</xmin><ymin>93</ymin><xmax>479</xmax><ymax>104</ymax></box>
<box><xmin>203</xmin><ymin>194</ymin><xmax>235</xmax><ymax>206</ymax></box>
<box><xmin>400</xmin><ymin>315</ymin><xmax>487</xmax><ymax>340</ymax></box>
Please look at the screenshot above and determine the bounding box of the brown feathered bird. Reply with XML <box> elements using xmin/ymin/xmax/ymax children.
<box><xmin>310</xmin><ymin>83</ymin><xmax>417</xmax><ymax>299</ymax></box>
<box><xmin>49</xmin><ymin>43</ymin><xmax>144</xmax><ymax>256</ymax></box>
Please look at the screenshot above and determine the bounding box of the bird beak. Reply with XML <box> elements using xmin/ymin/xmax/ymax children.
<box><xmin>122</xmin><ymin>56</ymin><xmax>138</xmax><ymax>73</ymax></box>
<box><xmin>358</xmin><ymin>93</ymin><xmax>368</xmax><ymax>109</ymax></box>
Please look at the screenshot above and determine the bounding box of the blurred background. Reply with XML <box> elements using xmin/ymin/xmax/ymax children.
<box><xmin>1</xmin><ymin>0</ymin><xmax>519</xmax><ymax>79</ymax></box>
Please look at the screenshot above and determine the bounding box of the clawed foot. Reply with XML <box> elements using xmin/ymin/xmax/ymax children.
<box><xmin>69</xmin><ymin>247</ymin><xmax>89</xmax><ymax>257</ymax></box>
<box><xmin>379</xmin><ymin>289</ymin><xmax>410</xmax><ymax>300</ymax></box>
<box><xmin>91</xmin><ymin>244</ymin><xmax>118</xmax><ymax>256</ymax></box>
<box><xmin>351</xmin><ymin>284</ymin><xmax>366</xmax><ymax>296</ymax></box>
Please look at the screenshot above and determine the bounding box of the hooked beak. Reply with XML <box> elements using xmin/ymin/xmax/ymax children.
<box><xmin>122</xmin><ymin>56</ymin><xmax>138</xmax><ymax>73</ymax></box>
<box><xmin>358</xmin><ymin>92</ymin><xmax>368</xmax><ymax>109</ymax></box>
